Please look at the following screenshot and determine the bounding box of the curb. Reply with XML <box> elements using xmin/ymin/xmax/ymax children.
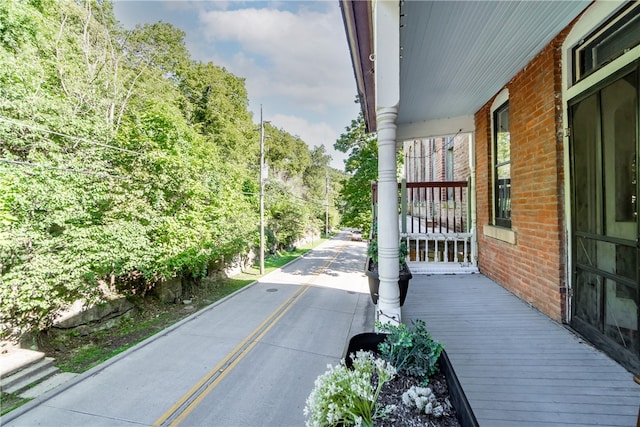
<box><xmin>1</xmin><ymin>234</ymin><xmax>342</xmax><ymax>423</ymax></box>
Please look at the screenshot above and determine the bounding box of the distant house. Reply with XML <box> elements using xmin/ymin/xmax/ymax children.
<box><xmin>341</xmin><ymin>0</ymin><xmax>640</xmax><ymax>372</ymax></box>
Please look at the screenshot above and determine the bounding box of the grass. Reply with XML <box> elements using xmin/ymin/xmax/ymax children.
<box><xmin>47</xmin><ymin>238</ymin><xmax>328</xmax><ymax>374</ymax></box>
<box><xmin>232</xmin><ymin>242</ymin><xmax>319</xmax><ymax>282</ymax></box>
<box><xmin>1</xmin><ymin>395</ymin><xmax>32</xmax><ymax>416</ymax></box>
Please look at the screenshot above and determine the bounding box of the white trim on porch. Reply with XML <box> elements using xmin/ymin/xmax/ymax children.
<box><xmin>373</xmin><ymin>0</ymin><xmax>401</xmax><ymax>325</ymax></box>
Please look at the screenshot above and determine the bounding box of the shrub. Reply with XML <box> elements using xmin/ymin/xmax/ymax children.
<box><xmin>376</xmin><ymin>320</ymin><xmax>444</xmax><ymax>382</ymax></box>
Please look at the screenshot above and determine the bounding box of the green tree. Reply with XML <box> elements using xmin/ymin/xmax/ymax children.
<box><xmin>334</xmin><ymin>109</ymin><xmax>377</xmax><ymax>236</ymax></box>
<box><xmin>265</xmin><ymin>126</ymin><xmax>312</xmax><ymax>179</ymax></box>
<box><xmin>179</xmin><ymin>62</ymin><xmax>256</xmax><ymax>166</ymax></box>
<box><xmin>0</xmin><ymin>0</ymin><xmax>334</xmax><ymax>337</ymax></box>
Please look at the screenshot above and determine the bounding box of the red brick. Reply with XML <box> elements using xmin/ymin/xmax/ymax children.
<box><xmin>475</xmin><ymin>28</ymin><xmax>572</xmax><ymax>323</ymax></box>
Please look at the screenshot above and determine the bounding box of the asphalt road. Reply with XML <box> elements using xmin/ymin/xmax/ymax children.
<box><xmin>2</xmin><ymin>231</ymin><xmax>374</xmax><ymax>427</ymax></box>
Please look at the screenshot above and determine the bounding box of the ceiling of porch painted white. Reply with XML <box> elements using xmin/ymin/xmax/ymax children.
<box><xmin>398</xmin><ymin>1</ymin><xmax>590</xmax><ymax>126</ymax></box>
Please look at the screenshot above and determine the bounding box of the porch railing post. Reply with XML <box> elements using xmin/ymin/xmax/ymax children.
<box><xmin>401</xmin><ymin>178</ymin><xmax>407</xmax><ymax>234</ymax></box>
<box><xmin>468</xmin><ymin>133</ymin><xmax>478</xmax><ymax>267</ymax></box>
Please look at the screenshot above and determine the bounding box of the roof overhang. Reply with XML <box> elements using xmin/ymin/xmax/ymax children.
<box><xmin>341</xmin><ymin>0</ymin><xmax>591</xmax><ymax>138</ymax></box>
<box><xmin>340</xmin><ymin>0</ymin><xmax>376</xmax><ymax>132</ymax></box>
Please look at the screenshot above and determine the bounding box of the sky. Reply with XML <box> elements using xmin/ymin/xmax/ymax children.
<box><xmin>112</xmin><ymin>0</ymin><xmax>360</xmax><ymax>170</ymax></box>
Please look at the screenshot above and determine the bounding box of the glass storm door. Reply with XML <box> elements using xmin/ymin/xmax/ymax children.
<box><xmin>570</xmin><ymin>67</ymin><xmax>639</xmax><ymax>370</ymax></box>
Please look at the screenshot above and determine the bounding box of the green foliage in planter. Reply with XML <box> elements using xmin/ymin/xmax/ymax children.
<box><xmin>376</xmin><ymin>319</ymin><xmax>444</xmax><ymax>382</ymax></box>
<box><xmin>366</xmin><ymin>224</ymin><xmax>408</xmax><ymax>268</ymax></box>
<box><xmin>399</xmin><ymin>240</ymin><xmax>408</xmax><ymax>268</ymax></box>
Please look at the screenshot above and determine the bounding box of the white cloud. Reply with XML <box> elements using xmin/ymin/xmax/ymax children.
<box><xmin>270</xmin><ymin>113</ymin><xmax>347</xmax><ymax>169</ymax></box>
<box><xmin>197</xmin><ymin>5</ymin><xmax>355</xmax><ymax>113</ymax></box>
<box><xmin>113</xmin><ymin>1</ymin><xmax>359</xmax><ymax>170</ymax></box>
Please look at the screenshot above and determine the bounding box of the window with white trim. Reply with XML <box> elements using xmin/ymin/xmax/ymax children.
<box><xmin>493</xmin><ymin>101</ymin><xmax>511</xmax><ymax>228</ymax></box>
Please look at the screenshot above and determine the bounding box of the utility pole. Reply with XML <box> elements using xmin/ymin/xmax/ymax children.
<box><xmin>325</xmin><ymin>168</ymin><xmax>329</xmax><ymax>237</ymax></box>
<box><xmin>259</xmin><ymin>105</ymin><xmax>265</xmax><ymax>275</ymax></box>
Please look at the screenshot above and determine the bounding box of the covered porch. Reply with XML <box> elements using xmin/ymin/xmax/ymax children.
<box><xmin>340</xmin><ymin>0</ymin><xmax>592</xmax><ymax>324</ymax></box>
<box><xmin>403</xmin><ymin>272</ymin><xmax>640</xmax><ymax>426</ymax></box>
<box><xmin>3</xmin><ymin>234</ymin><xmax>639</xmax><ymax>426</ymax></box>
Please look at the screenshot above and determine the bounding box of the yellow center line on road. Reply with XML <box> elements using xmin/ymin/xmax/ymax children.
<box><xmin>153</xmin><ymin>242</ymin><xmax>348</xmax><ymax>427</ymax></box>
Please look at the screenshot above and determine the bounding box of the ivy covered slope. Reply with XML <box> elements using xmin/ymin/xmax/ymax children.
<box><xmin>0</xmin><ymin>0</ymin><xmax>344</xmax><ymax>337</ymax></box>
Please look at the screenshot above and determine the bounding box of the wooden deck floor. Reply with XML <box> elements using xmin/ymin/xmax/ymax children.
<box><xmin>401</xmin><ymin>274</ymin><xmax>640</xmax><ymax>427</ymax></box>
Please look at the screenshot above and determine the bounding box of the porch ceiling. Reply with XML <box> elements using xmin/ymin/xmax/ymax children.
<box><xmin>345</xmin><ymin>1</ymin><xmax>591</xmax><ymax>134</ymax></box>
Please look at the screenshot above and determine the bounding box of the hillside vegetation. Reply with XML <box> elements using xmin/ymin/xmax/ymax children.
<box><xmin>0</xmin><ymin>0</ymin><xmax>344</xmax><ymax>337</ymax></box>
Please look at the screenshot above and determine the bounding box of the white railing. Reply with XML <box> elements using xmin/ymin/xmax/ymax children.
<box><xmin>373</xmin><ymin>180</ymin><xmax>478</xmax><ymax>274</ymax></box>
<box><xmin>403</xmin><ymin>232</ymin><xmax>473</xmax><ymax>264</ymax></box>
<box><xmin>403</xmin><ymin>232</ymin><xmax>477</xmax><ymax>274</ymax></box>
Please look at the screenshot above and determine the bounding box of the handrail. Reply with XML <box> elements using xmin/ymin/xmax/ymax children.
<box><xmin>371</xmin><ymin>179</ymin><xmax>475</xmax><ymax>268</ymax></box>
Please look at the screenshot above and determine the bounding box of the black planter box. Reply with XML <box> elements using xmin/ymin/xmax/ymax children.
<box><xmin>365</xmin><ymin>258</ymin><xmax>412</xmax><ymax>307</ymax></box>
<box><xmin>343</xmin><ymin>332</ymin><xmax>479</xmax><ymax>427</ymax></box>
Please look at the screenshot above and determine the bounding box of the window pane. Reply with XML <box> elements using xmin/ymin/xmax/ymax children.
<box><xmin>571</xmin><ymin>94</ymin><xmax>601</xmax><ymax>234</ymax></box>
<box><xmin>496</xmin><ymin>176</ymin><xmax>511</xmax><ymax>222</ymax></box>
<box><xmin>601</xmin><ymin>71</ymin><xmax>637</xmax><ymax>224</ymax></box>
<box><xmin>494</xmin><ymin>102</ymin><xmax>511</xmax><ymax>227</ymax></box>
<box><xmin>496</xmin><ymin>106</ymin><xmax>510</xmax><ymax>165</ymax></box>
<box><xmin>604</xmin><ymin>279</ymin><xmax>638</xmax><ymax>353</ymax></box>
<box><xmin>575</xmin><ymin>269</ymin><xmax>603</xmax><ymax>331</ymax></box>
<box><xmin>574</xmin><ymin>4</ymin><xmax>640</xmax><ymax>80</ymax></box>
<box><xmin>576</xmin><ymin>237</ymin><xmax>638</xmax><ymax>282</ymax></box>
<box><xmin>576</xmin><ymin>236</ymin><xmax>597</xmax><ymax>268</ymax></box>
<box><xmin>595</xmin><ymin>13</ymin><xmax>640</xmax><ymax>67</ymax></box>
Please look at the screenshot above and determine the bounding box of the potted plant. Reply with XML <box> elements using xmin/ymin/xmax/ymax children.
<box><xmin>304</xmin><ymin>320</ymin><xmax>479</xmax><ymax>427</ymax></box>
<box><xmin>365</xmin><ymin>224</ymin><xmax>412</xmax><ymax>306</ymax></box>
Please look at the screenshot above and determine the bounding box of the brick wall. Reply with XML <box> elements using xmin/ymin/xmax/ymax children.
<box><xmin>404</xmin><ymin>135</ymin><xmax>470</xmax><ymax>183</ymax></box>
<box><xmin>403</xmin><ymin>135</ymin><xmax>471</xmax><ymax>233</ymax></box>
<box><xmin>454</xmin><ymin>134</ymin><xmax>470</xmax><ymax>181</ymax></box>
<box><xmin>475</xmin><ymin>29</ymin><xmax>570</xmax><ymax>322</ymax></box>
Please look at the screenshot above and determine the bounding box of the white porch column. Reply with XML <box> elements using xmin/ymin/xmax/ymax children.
<box><xmin>468</xmin><ymin>133</ymin><xmax>478</xmax><ymax>267</ymax></box>
<box><xmin>373</xmin><ymin>0</ymin><xmax>401</xmax><ymax>324</ymax></box>
<box><xmin>377</xmin><ymin>108</ymin><xmax>400</xmax><ymax>323</ymax></box>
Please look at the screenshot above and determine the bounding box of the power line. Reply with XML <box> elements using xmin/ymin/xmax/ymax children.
<box><xmin>0</xmin><ymin>116</ymin><xmax>139</xmax><ymax>155</ymax></box>
<box><xmin>238</xmin><ymin>189</ymin><xmax>327</xmax><ymax>208</ymax></box>
<box><xmin>0</xmin><ymin>158</ymin><xmax>129</xmax><ymax>180</ymax></box>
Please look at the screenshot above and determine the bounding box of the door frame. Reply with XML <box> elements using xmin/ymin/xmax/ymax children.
<box><xmin>567</xmin><ymin>62</ymin><xmax>640</xmax><ymax>372</ymax></box>
<box><xmin>562</xmin><ymin>1</ymin><xmax>640</xmax><ymax>322</ymax></box>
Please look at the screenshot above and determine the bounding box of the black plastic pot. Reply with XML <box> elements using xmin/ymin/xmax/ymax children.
<box><xmin>343</xmin><ymin>332</ymin><xmax>479</xmax><ymax>427</ymax></box>
<box><xmin>364</xmin><ymin>258</ymin><xmax>412</xmax><ymax>306</ymax></box>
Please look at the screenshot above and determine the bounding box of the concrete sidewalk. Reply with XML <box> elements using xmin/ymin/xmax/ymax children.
<box><xmin>2</xmin><ymin>233</ymin><xmax>373</xmax><ymax>426</ymax></box>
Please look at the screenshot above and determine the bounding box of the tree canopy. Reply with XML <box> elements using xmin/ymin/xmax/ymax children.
<box><xmin>0</xmin><ymin>0</ymin><xmax>343</xmax><ymax>335</ymax></box>
<box><xmin>334</xmin><ymin>109</ymin><xmax>377</xmax><ymax>237</ymax></box>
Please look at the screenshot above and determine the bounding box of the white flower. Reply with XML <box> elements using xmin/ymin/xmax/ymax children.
<box><xmin>433</xmin><ymin>404</ymin><xmax>444</xmax><ymax>417</ymax></box>
<box><xmin>402</xmin><ymin>384</ymin><xmax>443</xmax><ymax>418</ymax></box>
<box><xmin>402</xmin><ymin>391</ymin><xmax>412</xmax><ymax>406</ymax></box>
<box><xmin>415</xmin><ymin>396</ymin><xmax>428</xmax><ymax>411</ymax></box>
<box><xmin>415</xmin><ymin>386</ymin><xmax>430</xmax><ymax>395</ymax></box>
<box><xmin>424</xmin><ymin>402</ymin><xmax>433</xmax><ymax>414</ymax></box>
<box><xmin>304</xmin><ymin>352</ymin><xmax>398</xmax><ymax>426</ymax></box>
